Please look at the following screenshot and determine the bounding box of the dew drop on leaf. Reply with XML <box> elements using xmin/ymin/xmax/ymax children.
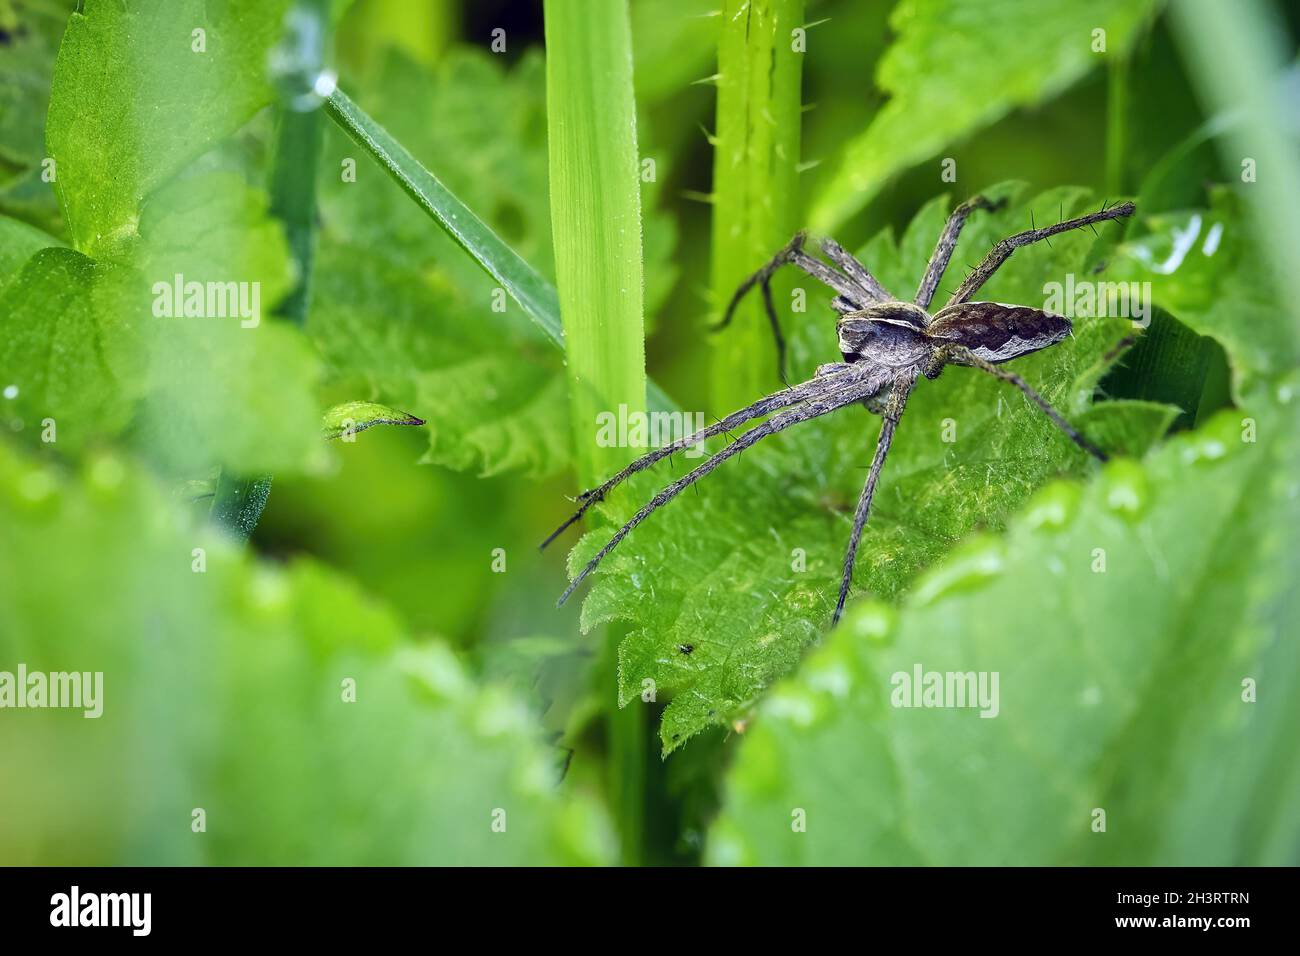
<box><xmin>1100</xmin><ymin>459</ymin><xmax>1149</xmax><ymax>521</ymax></box>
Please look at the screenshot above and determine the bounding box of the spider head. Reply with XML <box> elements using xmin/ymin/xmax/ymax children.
<box><xmin>837</xmin><ymin>301</ymin><xmax>932</xmax><ymax>367</ymax></box>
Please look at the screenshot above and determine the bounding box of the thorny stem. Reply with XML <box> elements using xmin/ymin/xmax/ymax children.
<box><xmin>709</xmin><ymin>0</ymin><xmax>807</xmax><ymax>411</ymax></box>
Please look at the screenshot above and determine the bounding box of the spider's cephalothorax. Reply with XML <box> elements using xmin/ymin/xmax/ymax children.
<box><xmin>544</xmin><ymin>196</ymin><xmax>1136</xmax><ymax>624</ymax></box>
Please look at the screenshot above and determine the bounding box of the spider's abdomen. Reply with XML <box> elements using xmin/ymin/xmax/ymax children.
<box><xmin>926</xmin><ymin>301</ymin><xmax>1071</xmax><ymax>363</ymax></box>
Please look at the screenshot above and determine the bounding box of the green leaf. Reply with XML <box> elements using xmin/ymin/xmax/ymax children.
<box><xmin>809</xmin><ymin>0</ymin><xmax>1161</xmax><ymax>232</ymax></box>
<box><xmin>708</xmin><ymin>385</ymin><xmax>1299</xmax><ymax>864</ymax></box>
<box><xmin>0</xmin><ymin>439</ymin><xmax>614</xmax><ymax>865</ymax></box>
<box><xmin>45</xmin><ymin>0</ymin><xmax>290</xmax><ymax>255</ymax></box>
<box><xmin>322</xmin><ymin>400</ymin><xmax>423</xmax><ymax>440</ymax></box>
<box><xmin>570</xmin><ymin>186</ymin><xmax>1176</xmax><ymax>754</ymax></box>
<box><xmin>0</xmin><ymin>246</ymin><xmax>139</xmax><ymax>448</ymax></box>
<box><xmin>1114</xmin><ymin>188</ymin><xmax>1299</xmax><ymax>403</ymax></box>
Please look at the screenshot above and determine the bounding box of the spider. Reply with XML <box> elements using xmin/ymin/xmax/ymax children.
<box><xmin>543</xmin><ymin>196</ymin><xmax>1136</xmax><ymax>625</ymax></box>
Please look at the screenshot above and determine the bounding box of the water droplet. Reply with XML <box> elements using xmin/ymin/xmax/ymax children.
<box><xmin>249</xmin><ymin>566</ymin><xmax>289</xmax><ymax>610</ymax></box>
<box><xmin>1180</xmin><ymin>411</ymin><xmax>1242</xmax><ymax>465</ymax></box>
<box><xmin>1100</xmin><ymin>459</ymin><xmax>1148</xmax><ymax>521</ymax></box>
<box><xmin>1022</xmin><ymin>480</ymin><xmax>1081</xmax><ymax>532</ymax></box>
<box><xmin>842</xmin><ymin>599</ymin><xmax>897</xmax><ymax>646</ymax></box>
<box><xmin>764</xmin><ymin>687</ymin><xmax>820</xmax><ymax>727</ymax></box>
<box><xmin>19</xmin><ymin>468</ymin><xmax>55</xmax><ymax>503</ymax></box>
<box><xmin>2</xmin><ymin>385</ymin><xmax>17</xmax><ymax>400</ymax></box>
<box><xmin>911</xmin><ymin>535</ymin><xmax>1006</xmax><ymax>607</ymax></box>
<box><xmin>88</xmin><ymin>454</ymin><xmax>126</xmax><ymax>491</ymax></box>
<box><xmin>267</xmin><ymin>8</ymin><xmax>334</xmax><ymax>112</ymax></box>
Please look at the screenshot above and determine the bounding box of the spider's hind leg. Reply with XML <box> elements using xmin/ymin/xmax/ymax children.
<box><xmin>935</xmin><ymin>344</ymin><xmax>1109</xmax><ymax>462</ymax></box>
<box><xmin>712</xmin><ymin>232</ymin><xmax>892</xmax><ymax>383</ymax></box>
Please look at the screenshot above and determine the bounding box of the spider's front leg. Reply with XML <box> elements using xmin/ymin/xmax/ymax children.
<box><xmin>915</xmin><ymin>194</ymin><xmax>1006</xmax><ymax>311</ymax></box>
<box><xmin>833</xmin><ymin>371</ymin><xmax>916</xmax><ymax>625</ymax></box>
<box><xmin>947</xmin><ymin>201</ymin><xmax>1136</xmax><ymax>307</ymax></box>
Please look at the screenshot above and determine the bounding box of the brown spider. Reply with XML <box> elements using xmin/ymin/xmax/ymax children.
<box><xmin>543</xmin><ymin>196</ymin><xmax>1136</xmax><ymax>625</ymax></box>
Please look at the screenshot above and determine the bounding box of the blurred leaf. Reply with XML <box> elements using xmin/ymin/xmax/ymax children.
<box><xmin>45</xmin><ymin>0</ymin><xmax>289</xmax><ymax>255</ymax></box>
<box><xmin>1114</xmin><ymin>188</ymin><xmax>1299</xmax><ymax>403</ymax></box>
<box><xmin>312</xmin><ymin>242</ymin><xmax>573</xmax><ymax>478</ymax></box>
<box><xmin>0</xmin><ymin>440</ymin><xmax>614</xmax><ymax>865</ymax></box>
<box><xmin>810</xmin><ymin>0</ymin><xmax>1161</xmax><ymax>232</ymax></box>
<box><xmin>0</xmin><ymin>0</ymin><xmax>70</xmax><ymax>230</ymax></box>
<box><xmin>0</xmin><ymin>212</ymin><xmax>60</xmax><ymax>289</ymax></box>
<box><xmin>569</xmin><ymin>186</ymin><xmax>1175</xmax><ymax>753</ymax></box>
<box><xmin>630</xmin><ymin>0</ymin><xmax>720</xmax><ymax>104</ymax></box>
<box><xmin>709</xmin><ymin>387</ymin><xmax>1298</xmax><ymax>864</ymax></box>
<box><xmin>131</xmin><ymin>172</ymin><xmax>322</xmax><ymax>475</ymax></box>
<box><xmin>322</xmin><ymin>400</ymin><xmax>423</xmax><ymax>440</ymax></box>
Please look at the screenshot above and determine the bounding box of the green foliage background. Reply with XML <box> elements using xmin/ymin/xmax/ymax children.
<box><xmin>0</xmin><ymin>0</ymin><xmax>1296</xmax><ymax>865</ymax></box>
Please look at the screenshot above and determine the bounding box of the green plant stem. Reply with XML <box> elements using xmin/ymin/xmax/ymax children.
<box><xmin>709</xmin><ymin>0</ymin><xmax>806</xmax><ymax>411</ymax></box>
<box><xmin>543</xmin><ymin>0</ymin><xmax>648</xmax><ymax>866</ymax></box>
<box><xmin>212</xmin><ymin>0</ymin><xmax>329</xmax><ymax>539</ymax></box>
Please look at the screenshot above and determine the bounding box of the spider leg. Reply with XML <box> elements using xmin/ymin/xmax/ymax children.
<box><xmin>833</xmin><ymin>374</ymin><xmax>915</xmax><ymax>625</ymax></box>
<box><xmin>932</xmin><ymin>344</ymin><xmax>1109</xmax><ymax>462</ymax></box>
<box><xmin>819</xmin><ymin>238</ymin><xmax>893</xmax><ymax>304</ymax></box>
<box><xmin>946</xmin><ymin>201</ymin><xmax>1136</xmax><ymax>307</ymax></box>
<box><xmin>539</xmin><ymin>363</ymin><xmax>857</xmax><ymax>550</ymax></box>
<box><xmin>557</xmin><ymin>372</ymin><xmax>883</xmax><ymax>607</ymax></box>
<box><xmin>712</xmin><ymin>231</ymin><xmax>890</xmax><ymax>382</ymax></box>
<box><xmin>914</xmin><ymin>195</ymin><xmax>1005</xmax><ymax>311</ymax></box>
<box><xmin>758</xmin><ymin>275</ymin><xmax>789</xmax><ymax>386</ymax></box>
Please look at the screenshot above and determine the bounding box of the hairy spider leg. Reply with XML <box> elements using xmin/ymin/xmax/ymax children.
<box><xmin>947</xmin><ymin>202</ymin><xmax>1136</xmax><ymax>307</ymax></box>
<box><xmin>539</xmin><ymin>363</ymin><xmax>857</xmax><ymax>550</ymax></box>
<box><xmin>819</xmin><ymin>237</ymin><xmax>893</xmax><ymax>304</ymax></box>
<box><xmin>557</xmin><ymin>369</ymin><xmax>888</xmax><ymax>608</ymax></box>
<box><xmin>712</xmin><ymin>231</ymin><xmax>891</xmax><ymax>382</ymax></box>
<box><xmin>833</xmin><ymin>372</ymin><xmax>915</xmax><ymax>624</ymax></box>
<box><xmin>930</xmin><ymin>344</ymin><xmax>1109</xmax><ymax>462</ymax></box>
<box><xmin>914</xmin><ymin>195</ymin><xmax>1006</xmax><ymax>311</ymax></box>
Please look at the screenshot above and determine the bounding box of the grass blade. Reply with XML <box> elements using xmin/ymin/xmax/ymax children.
<box><xmin>544</xmin><ymin>0</ymin><xmax>649</xmax><ymax>865</ymax></box>
<box><xmin>324</xmin><ymin>84</ymin><xmax>677</xmax><ymax>413</ymax></box>
<box><xmin>325</xmin><ymin>86</ymin><xmax>562</xmax><ymax>345</ymax></box>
